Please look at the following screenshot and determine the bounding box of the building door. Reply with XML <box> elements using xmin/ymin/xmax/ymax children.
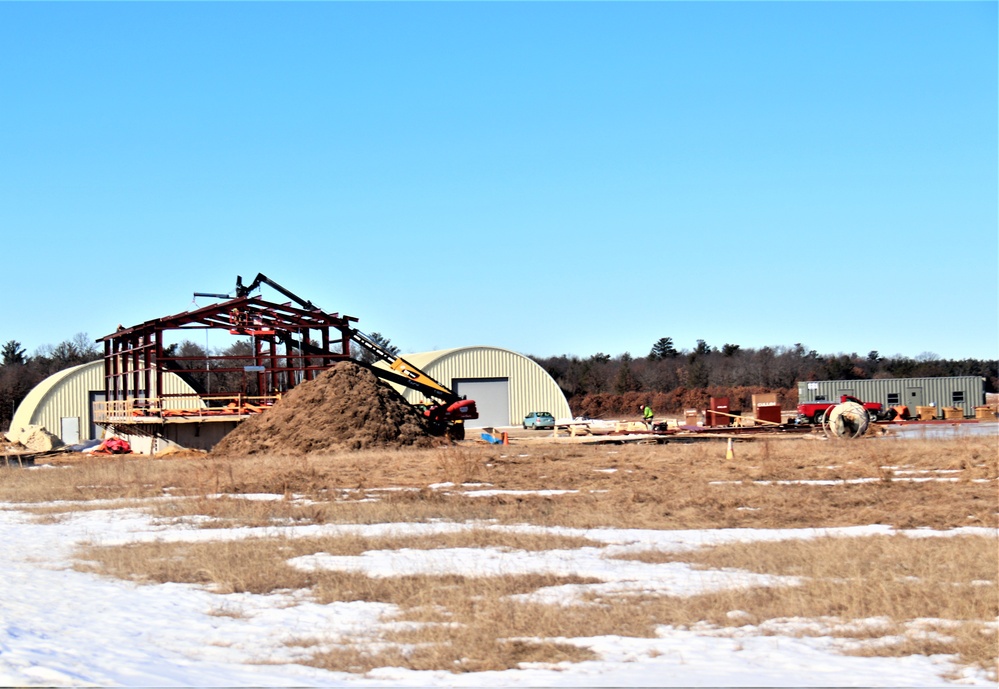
<box><xmin>60</xmin><ymin>417</ymin><xmax>81</xmax><ymax>446</ymax></box>
<box><xmin>89</xmin><ymin>391</ymin><xmax>106</xmax><ymax>441</ymax></box>
<box><xmin>905</xmin><ymin>386</ymin><xmax>923</xmax><ymax>411</ymax></box>
<box><xmin>453</xmin><ymin>378</ymin><xmax>509</xmax><ymax>429</ymax></box>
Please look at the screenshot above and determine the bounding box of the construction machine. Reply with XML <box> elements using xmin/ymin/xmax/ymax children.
<box><xmin>228</xmin><ymin>273</ymin><xmax>478</xmax><ymax>440</ymax></box>
<box><xmin>346</xmin><ymin>328</ymin><xmax>478</xmax><ymax>440</ymax></box>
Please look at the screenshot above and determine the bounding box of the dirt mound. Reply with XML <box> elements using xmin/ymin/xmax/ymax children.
<box><xmin>210</xmin><ymin>361</ymin><xmax>443</xmax><ymax>457</ymax></box>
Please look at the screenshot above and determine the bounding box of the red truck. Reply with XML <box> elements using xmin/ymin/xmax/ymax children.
<box><xmin>797</xmin><ymin>395</ymin><xmax>883</xmax><ymax>424</ymax></box>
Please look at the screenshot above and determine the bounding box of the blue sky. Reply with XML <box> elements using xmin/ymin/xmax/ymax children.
<box><xmin>1</xmin><ymin>2</ymin><xmax>996</xmax><ymax>361</ymax></box>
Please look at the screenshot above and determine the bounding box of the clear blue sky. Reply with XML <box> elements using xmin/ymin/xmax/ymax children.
<box><xmin>2</xmin><ymin>2</ymin><xmax>996</xmax><ymax>362</ymax></box>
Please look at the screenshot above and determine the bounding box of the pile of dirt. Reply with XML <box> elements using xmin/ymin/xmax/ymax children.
<box><xmin>210</xmin><ymin>361</ymin><xmax>443</xmax><ymax>457</ymax></box>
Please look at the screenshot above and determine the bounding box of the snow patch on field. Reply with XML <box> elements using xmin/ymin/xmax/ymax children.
<box><xmin>0</xmin><ymin>502</ymin><xmax>993</xmax><ymax>687</ymax></box>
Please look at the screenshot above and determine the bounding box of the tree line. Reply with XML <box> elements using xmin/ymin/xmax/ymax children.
<box><xmin>0</xmin><ymin>335</ymin><xmax>104</xmax><ymax>431</ymax></box>
<box><xmin>0</xmin><ymin>334</ymin><xmax>995</xmax><ymax>431</ymax></box>
<box><xmin>530</xmin><ymin>338</ymin><xmax>998</xmax><ymax>418</ymax></box>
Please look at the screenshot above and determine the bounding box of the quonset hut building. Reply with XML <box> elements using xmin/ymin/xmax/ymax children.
<box><xmin>9</xmin><ymin>360</ymin><xmax>203</xmax><ymax>451</ymax></box>
<box><xmin>375</xmin><ymin>346</ymin><xmax>571</xmax><ymax>429</ymax></box>
<box><xmin>10</xmin><ymin>348</ymin><xmax>570</xmax><ymax>453</ymax></box>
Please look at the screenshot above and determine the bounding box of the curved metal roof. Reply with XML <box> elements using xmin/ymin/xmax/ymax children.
<box><xmin>10</xmin><ymin>360</ymin><xmax>202</xmax><ymax>442</ymax></box>
<box><xmin>380</xmin><ymin>345</ymin><xmax>571</xmax><ymax>425</ymax></box>
<box><xmin>10</xmin><ymin>362</ymin><xmax>92</xmax><ymax>433</ymax></box>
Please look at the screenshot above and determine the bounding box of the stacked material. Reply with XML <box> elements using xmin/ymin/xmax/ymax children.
<box><xmin>4</xmin><ymin>424</ymin><xmax>64</xmax><ymax>452</ymax></box>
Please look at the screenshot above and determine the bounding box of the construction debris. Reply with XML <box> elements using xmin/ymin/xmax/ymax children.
<box><xmin>90</xmin><ymin>437</ymin><xmax>132</xmax><ymax>455</ymax></box>
<box><xmin>210</xmin><ymin>361</ymin><xmax>445</xmax><ymax>457</ymax></box>
<box><xmin>4</xmin><ymin>425</ymin><xmax>64</xmax><ymax>453</ymax></box>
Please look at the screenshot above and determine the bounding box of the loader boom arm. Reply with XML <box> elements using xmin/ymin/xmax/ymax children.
<box><xmin>228</xmin><ymin>273</ymin><xmax>476</xmax><ymax>430</ymax></box>
<box><xmin>348</xmin><ymin>329</ymin><xmax>457</xmax><ymax>405</ymax></box>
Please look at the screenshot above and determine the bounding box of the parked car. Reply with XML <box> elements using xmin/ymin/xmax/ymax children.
<box><xmin>523</xmin><ymin>411</ymin><xmax>556</xmax><ymax>430</ymax></box>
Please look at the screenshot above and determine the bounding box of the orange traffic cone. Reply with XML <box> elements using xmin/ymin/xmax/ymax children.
<box><xmin>725</xmin><ymin>437</ymin><xmax>734</xmax><ymax>460</ymax></box>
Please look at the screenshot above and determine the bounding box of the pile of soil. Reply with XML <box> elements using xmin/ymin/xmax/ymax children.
<box><xmin>210</xmin><ymin>361</ymin><xmax>443</xmax><ymax>457</ymax></box>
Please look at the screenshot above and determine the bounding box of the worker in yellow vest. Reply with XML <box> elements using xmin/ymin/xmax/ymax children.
<box><xmin>642</xmin><ymin>403</ymin><xmax>654</xmax><ymax>429</ymax></box>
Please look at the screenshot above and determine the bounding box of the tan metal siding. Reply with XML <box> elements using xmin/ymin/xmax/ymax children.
<box><xmin>11</xmin><ymin>360</ymin><xmax>202</xmax><ymax>442</ymax></box>
<box><xmin>32</xmin><ymin>364</ymin><xmax>100</xmax><ymax>442</ymax></box>
<box><xmin>393</xmin><ymin>347</ymin><xmax>571</xmax><ymax>426</ymax></box>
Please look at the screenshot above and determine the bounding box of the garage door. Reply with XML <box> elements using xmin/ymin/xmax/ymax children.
<box><xmin>453</xmin><ymin>378</ymin><xmax>509</xmax><ymax>428</ymax></box>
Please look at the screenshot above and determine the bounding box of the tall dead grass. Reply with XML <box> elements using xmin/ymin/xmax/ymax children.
<box><xmin>76</xmin><ymin>529</ymin><xmax>601</xmax><ymax>593</ymax></box>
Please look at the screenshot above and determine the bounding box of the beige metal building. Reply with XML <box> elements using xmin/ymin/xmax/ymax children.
<box><xmin>10</xmin><ymin>360</ymin><xmax>202</xmax><ymax>447</ymax></box>
<box><xmin>377</xmin><ymin>346</ymin><xmax>571</xmax><ymax>428</ymax></box>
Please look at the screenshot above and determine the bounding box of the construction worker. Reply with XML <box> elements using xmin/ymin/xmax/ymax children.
<box><xmin>642</xmin><ymin>403</ymin><xmax>654</xmax><ymax>429</ymax></box>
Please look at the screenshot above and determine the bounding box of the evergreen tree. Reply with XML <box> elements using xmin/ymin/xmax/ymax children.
<box><xmin>614</xmin><ymin>353</ymin><xmax>640</xmax><ymax>394</ymax></box>
<box><xmin>649</xmin><ymin>337</ymin><xmax>678</xmax><ymax>360</ymax></box>
<box><xmin>1</xmin><ymin>340</ymin><xmax>26</xmax><ymax>366</ymax></box>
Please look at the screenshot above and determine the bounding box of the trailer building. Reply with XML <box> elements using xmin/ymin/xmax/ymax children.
<box><xmin>797</xmin><ymin>376</ymin><xmax>986</xmax><ymax>418</ymax></box>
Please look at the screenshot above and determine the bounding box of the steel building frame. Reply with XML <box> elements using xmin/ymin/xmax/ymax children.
<box><xmin>96</xmin><ymin>295</ymin><xmax>358</xmax><ymax>410</ymax></box>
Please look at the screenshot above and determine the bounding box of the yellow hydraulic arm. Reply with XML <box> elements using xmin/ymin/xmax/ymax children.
<box><xmin>349</xmin><ymin>329</ymin><xmax>459</xmax><ymax>405</ymax></box>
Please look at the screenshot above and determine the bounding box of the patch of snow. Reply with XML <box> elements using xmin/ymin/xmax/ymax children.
<box><xmin>0</xmin><ymin>504</ymin><xmax>993</xmax><ymax>687</ymax></box>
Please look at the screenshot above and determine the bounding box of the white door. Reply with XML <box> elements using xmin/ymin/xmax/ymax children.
<box><xmin>60</xmin><ymin>417</ymin><xmax>81</xmax><ymax>446</ymax></box>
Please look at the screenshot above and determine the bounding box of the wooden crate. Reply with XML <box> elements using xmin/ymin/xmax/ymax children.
<box><xmin>974</xmin><ymin>406</ymin><xmax>997</xmax><ymax>420</ymax></box>
<box><xmin>915</xmin><ymin>406</ymin><xmax>937</xmax><ymax>421</ymax></box>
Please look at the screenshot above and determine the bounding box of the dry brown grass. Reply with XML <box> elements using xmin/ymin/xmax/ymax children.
<box><xmin>305</xmin><ymin>634</ymin><xmax>596</xmax><ymax>674</ymax></box>
<box><xmin>606</xmin><ymin>533</ymin><xmax>998</xmax><ymax>674</ymax></box>
<box><xmin>76</xmin><ymin>529</ymin><xmax>602</xmax><ymax>592</ymax></box>
<box><xmin>7</xmin><ymin>435</ymin><xmax>992</xmax><ymax>531</ymax></box>
<box><xmin>5</xmin><ymin>433</ymin><xmax>997</xmax><ymax>677</ymax></box>
<box><xmin>76</xmin><ymin>530</ymin><xmax>608</xmax><ymax>673</ymax></box>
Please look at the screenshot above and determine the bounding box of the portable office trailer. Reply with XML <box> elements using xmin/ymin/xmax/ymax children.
<box><xmin>797</xmin><ymin>376</ymin><xmax>986</xmax><ymax>417</ymax></box>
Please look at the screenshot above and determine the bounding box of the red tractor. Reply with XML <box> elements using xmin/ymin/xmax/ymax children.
<box><xmin>797</xmin><ymin>395</ymin><xmax>883</xmax><ymax>425</ymax></box>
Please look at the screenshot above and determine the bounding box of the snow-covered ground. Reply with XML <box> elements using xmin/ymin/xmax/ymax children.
<box><xmin>0</xmin><ymin>498</ymin><xmax>994</xmax><ymax>687</ymax></box>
